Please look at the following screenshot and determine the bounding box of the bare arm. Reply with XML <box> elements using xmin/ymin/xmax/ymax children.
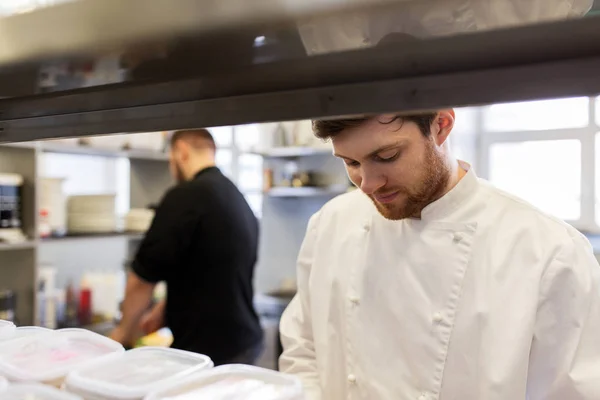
<box><xmin>110</xmin><ymin>271</ymin><xmax>155</xmax><ymax>346</ymax></box>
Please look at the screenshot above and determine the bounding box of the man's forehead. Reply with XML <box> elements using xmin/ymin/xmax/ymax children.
<box><xmin>332</xmin><ymin>118</ymin><xmax>412</xmax><ymax>159</ymax></box>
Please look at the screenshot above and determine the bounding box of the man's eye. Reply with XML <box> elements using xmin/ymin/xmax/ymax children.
<box><xmin>375</xmin><ymin>152</ymin><xmax>399</xmax><ymax>162</ymax></box>
<box><xmin>344</xmin><ymin>160</ymin><xmax>360</xmax><ymax>167</ymax></box>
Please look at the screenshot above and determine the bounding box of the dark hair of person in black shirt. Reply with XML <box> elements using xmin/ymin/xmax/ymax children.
<box><xmin>169</xmin><ymin>129</ymin><xmax>217</xmax><ymax>183</ymax></box>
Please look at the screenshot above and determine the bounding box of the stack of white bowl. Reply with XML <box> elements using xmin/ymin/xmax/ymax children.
<box><xmin>67</xmin><ymin>194</ymin><xmax>117</xmax><ymax>234</ymax></box>
<box><xmin>125</xmin><ymin>208</ymin><xmax>156</xmax><ymax>232</ymax></box>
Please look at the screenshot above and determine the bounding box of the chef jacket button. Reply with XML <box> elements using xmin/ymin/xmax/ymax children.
<box><xmin>363</xmin><ymin>223</ymin><xmax>370</xmax><ymax>232</ymax></box>
<box><xmin>347</xmin><ymin>374</ymin><xmax>357</xmax><ymax>384</ymax></box>
<box><xmin>433</xmin><ymin>312</ymin><xmax>443</xmax><ymax>323</ymax></box>
<box><xmin>349</xmin><ymin>296</ymin><xmax>360</xmax><ymax>305</ymax></box>
<box><xmin>453</xmin><ymin>232</ymin><xmax>463</xmax><ymax>242</ymax></box>
<box><xmin>418</xmin><ymin>395</ymin><xmax>426</xmax><ymax>400</ymax></box>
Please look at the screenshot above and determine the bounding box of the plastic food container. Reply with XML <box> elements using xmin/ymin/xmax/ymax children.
<box><xmin>144</xmin><ymin>364</ymin><xmax>305</xmax><ymax>400</ymax></box>
<box><xmin>2</xmin><ymin>383</ymin><xmax>83</xmax><ymax>400</ymax></box>
<box><xmin>0</xmin><ymin>320</ymin><xmax>16</xmax><ymax>340</ymax></box>
<box><xmin>0</xmin><ymin>375</ymin><xmax>8</xmax><ymax>391</ymax></box>
<box><xmin>0</xmin><ymin>328</ymin><xmax>124</xmax><ymax>387</ymax></box>
<box><xmin>11</xmin><ymin>326</ymin><xmax>53</xmax><ymax>339</ymax></box>
<box><xmin>65</xmin><ymin>347</ymin><xmax>214</xmax><ymax>400</ymax></box>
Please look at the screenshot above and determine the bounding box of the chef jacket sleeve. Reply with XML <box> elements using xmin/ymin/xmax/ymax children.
<box><xmin>132</xmin><ymin>186</ymin><xmax>197</xmax><ymax>283</ymax></box>
<box><xmin>279</xmin><ymin>211</ymin><xmax>323</xmax><ymax>400</ymax></box>
<box><xmin>527</xmin><ymin>231</ymin><xmax>600</xmax><ymax>399</ymax></box>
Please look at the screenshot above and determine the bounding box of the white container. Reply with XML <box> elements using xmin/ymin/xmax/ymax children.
<box><xmin>2</xmin><ymin>383</ymin><xmax>83</xmax><ymax>400</ymax></box>
<box><xmin>67</xmin><ymin>213</ymin><xmax>117</xmax><ymax>234</ymax></box>
<box><xmin>12</xmin><ymin>326</ymin><xmax>53</xmax><ymax>339</ymax></box>
<box><xmin>0</xmin><ymin>375</ymin><xmax>8</xmax><ymax>391</ymax></box>
<box><xmin>144</xmin><ymin>364</ymin><xmax>305</xmax><ymax>400</ymax></box>
<box><xmin>125</xmin><ymin>208</ymin><xmax>155</xmax><ymax>232</ymax></box>
<box><xmin>65</xmin><ymin>347</ymin><xmax>214</xmax><ymax>400</ymax></box>
<box><xmin>0</xmin><ymin>328</ymin><xmax>124</xmax><ymax>387</ymax></box>
<box><xmin>39</xmin><ymin>177</ymin><xmax>67</xmax><ymax>235</ymax></box>
<box><xmin>0</xmin><ymin>320</ymin><xmax>16</xmax><ymax>340</ymax></box>
<box><xmin>67</xmin><ymin>194</ymin><xmax>116</xmax><ymax>214</ymax></box>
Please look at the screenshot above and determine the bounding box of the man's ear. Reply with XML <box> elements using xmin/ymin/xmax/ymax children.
<box><xmin>434</xmin><ymin>109</ymin><xmax>455</xmax><ymax>146</ymax></box>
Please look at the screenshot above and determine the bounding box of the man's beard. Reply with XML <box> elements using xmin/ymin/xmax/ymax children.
<box><xmin>369</xmin><ymin>142</ymin><xmax>451</xmax><ymax>220</ymax></box>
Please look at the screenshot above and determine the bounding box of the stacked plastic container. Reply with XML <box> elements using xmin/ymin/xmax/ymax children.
<box><xmin>144</xmin><ymin>364</ymin><xmax>305</xmax><ymax>400</ymax></box>
<box><xmin>2</xmin><ymin>383</ymin><xmax>83</xmax><ymax>400</ymax></box>
<box><xmin>65</xmin><ymin>347</ymin><xmax>214</xmax><ymax>400</ymax></box>
<box><xmin>0</xmin><ymin>328</ymin><xmax>124</xmax><ymax>387</ymax></box>
<box><xmin>0</xmin><ymin>320</ymin><xmax>16</xmax><ymax>340</ymax></box>
<box><xmin>0</xmin><ymin>319</ymin><xmax>305</xmax><ymax>400</ymax></box>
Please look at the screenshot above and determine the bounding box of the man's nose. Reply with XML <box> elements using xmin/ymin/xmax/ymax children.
<box><xmin>359</xmin><ymin>168</ymin><xmax>386</xmax><ymax>195</ymax></box>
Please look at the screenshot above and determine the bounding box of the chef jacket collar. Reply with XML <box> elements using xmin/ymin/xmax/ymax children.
<box><xmin>419</xmin><ymin>160</ymin><xmax>478</xmax><ymax>222</ymax></box>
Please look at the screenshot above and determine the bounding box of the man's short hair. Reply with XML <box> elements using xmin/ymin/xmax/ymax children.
<box><xmin>170</xmin><ymin>128</ymin><xmax>216</xmax><ymax>151</ymax></box>
<box><xmin>313</xmin><ymin>113</ymin><xmax>438</xmax><ymax>140</ymax></box>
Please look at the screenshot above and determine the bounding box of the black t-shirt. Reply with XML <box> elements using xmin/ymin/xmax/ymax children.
<box><xmin>132</xmin><ymin>166</ymin><xmax>263</xmax><ymax>364</ymax></box>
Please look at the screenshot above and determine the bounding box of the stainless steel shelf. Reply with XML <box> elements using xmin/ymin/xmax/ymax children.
<box><xmin>267</xmin><ymin>186</ymin><xmax>348</xmax><ymax>197</ymax></box>
<box><xmin>0</xmin><ymin>0</ymin><xmax>396</xmax><ymax>67</ymax></box>
<box><xmin>0</xmin><ymin>241</ymin><xmax>36</xmax><ymax>251</ymax></box>
<box><xmin>1</xmin><ymin>15</ymin><xmax>600</xmax><ymax>143</ymax></box>
<box><xmin>249</xmin><ymin>147</ymin><xmax>331</xmax><ymax>158</ymax></box>
<box><xmin>40</xmin><ymin>143</ymin><xmax>169</xmax><ymax>161</ymax></box>
<box><xmin>40</xmin><ymin>232</ymin><xmax>144</xmax><ymax>242</ymax></box>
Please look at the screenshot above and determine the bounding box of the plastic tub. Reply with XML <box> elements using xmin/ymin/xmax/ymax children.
<box><xmin>0</xmin><ymin>320</ymin><xmax>16</xmax><ymax>340</ymax></box>
<box><xmin>65</xmin><ymin>347</ymin><xmax>213</xmax><ymax>400</ymax></box>
<box><xmin>0</xmin><ymin>328</ymin><xmax>124</xmax><ymax>387</ymax></box>
<box><xmin>12</xmin><ymin>326</ymin><xmax>53</xmax><ymax>339</ymax></box>
<box><xmin>2</xmin><ymin>383</ymin><xmax>83</xmax><ymax>400</ymax></box>
<box><xmin>144</xmin><ymin>364</ymin><xmax>305</xmax><ymax>400</ymax></box>
<box><xmin>0</xmin><ymin>375</ymin><xmax>8</xmax><ymax>391</ymax></box>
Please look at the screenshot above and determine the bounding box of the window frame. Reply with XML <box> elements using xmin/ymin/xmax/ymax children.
<box><xmin>477</xmin><ymin>97</ymin><xmax>598</xmax><ymax>232</ymax></box>
<box><xmin>214</xmin><ymin>125</ymin><xmax>263</xmax><ymax>218</ymax></box>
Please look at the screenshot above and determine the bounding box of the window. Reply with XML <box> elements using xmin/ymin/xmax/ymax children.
<box><xmin>40</xmin><ymin>153</ymin><xmax>130</xmax><ymax>217</ymax></box>
<box><xmin>238</xmin><ymin>154</ymin><xmax>263</xmax><ymax>192</ymax></box>
<box><xmin>483</xmin><ymin>97</ymin><xmax>589</xmax><ymax>133</ymax></box>
<box><xmin>596</xmin><ymin>96</ymin><xmax>600</xmax><ymax>126</ymax></box>
<box><xmin>208</xmin><ymin>125</ymin><xmax>264</xmax><ymax>218</ymax></box>
<box><xmin>210</xmin><ymin>127</ymin><xmax>233</xmax><ymax>148</ymax></box>
<box><xmin>477</xmin><ymin>95</ymin><xmax>599</xmax><ymax>229</ymax></box>
<box><xmin>216</xmin><ymin>149</ymin><xmax>233</xmax><ymax>179</ymax></box>
<box><xmin>489</xmin><ymin>140</ymin><xmax>581</xmax><ymax>221</ymax></box>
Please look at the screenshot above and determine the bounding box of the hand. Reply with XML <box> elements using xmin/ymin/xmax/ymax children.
<box><xmin>140</xmin><ymin>300</ymin><xmax>166</xmax><ymax>335</ymax></box>
<box><xmin>109</xmin><ymin>325</ymin><xmax>128</xmax><ymax>345</ymax></box>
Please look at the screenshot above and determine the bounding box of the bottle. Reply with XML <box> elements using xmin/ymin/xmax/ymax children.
<box><xmin>64</xmin><ymin>280</ymin><xmax>78</xmax><ymax>327</ymax></box>
<box><xmin>39</xmin><ymin>208</ymin><xmax>51</xmax><ymax>238</ymax></box>
<box><xmin>78</xmin><ymin>278</ymin><xmax>92</xmax><ymax>326</ymax></box>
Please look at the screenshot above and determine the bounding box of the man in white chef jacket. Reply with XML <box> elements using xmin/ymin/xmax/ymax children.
<box><xmin>279</xmin><ymin>111</ymin><xmax>600</xmax><ymax>400</ymax></box>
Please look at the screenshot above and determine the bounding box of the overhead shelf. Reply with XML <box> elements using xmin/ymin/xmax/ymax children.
<box><xmin>40</xmin><ymin>143</ymin><xmax>169</xmax><ymax>161</ymax></box>
<box><xmin>1</xmin><ymin>12</ymin><xmax>600</xmax><ymax>142</ymax></box>
<box><xmin>266</xmin><ymin>186</ymin><xmax>348</xmax><ymax>197</ymax></box>
<box><xmin>249</xmin><ymin>147</ymin><xmax>331</xmax><ymax>158</ymax></box>
<box><xmin>0</xmin><ymin>241</ymin><xmax>37</xmax><ymax>251</ymax></box>
<box><xmin>40</xmin><ymin>232</ymin><xmax>144</xmax><ymax>242</ymax></box>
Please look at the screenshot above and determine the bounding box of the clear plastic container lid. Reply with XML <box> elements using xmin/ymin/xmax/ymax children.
<box><xmin>0</xmin><ymin>320</ymin><xmax>16</xmax><ymax>340</ymax></box>
<box><xmin>0</xmin><ymin>328</ymin><xmax>124</xmax><ymax>383</ymax></box>
<box><xmin>12</xmin><ymin>326</ymin><xmax>53</xmax><ymax>339</ymax></box>
<box><xmin>144</xmin><ymin>364</ymin><xmax>305</xmax><ymax>400</ymax></box>
<box><xmin>2</xmin><ymin>383</ymin><xmax>83</xmax><ymax>400</ymax></box>
<box><xmin>66</xmin><ymin>347</ymin><xmax>214</xmax><ymax>399</ymax></box>
<box><xmin>0</xmin><ymin>375</ymin><xmax>8</xmax><ymax>391</ymax></box>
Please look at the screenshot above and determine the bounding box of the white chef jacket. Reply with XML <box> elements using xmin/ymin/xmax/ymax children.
<box><xmin>298</xmin><ymin>0</ymin><xmax>593</xmax><ymax>55</ymax></box>
<box><xmin>279</xmin><ymin>165</ymin><xmax>600</xmax><ymax>400</ymax></box>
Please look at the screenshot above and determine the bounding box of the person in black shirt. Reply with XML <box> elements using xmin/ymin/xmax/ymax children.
<box><xmin>110</xmin><ymin>129</ymin><xmax>264</xmax><ymax>365</ymax></box>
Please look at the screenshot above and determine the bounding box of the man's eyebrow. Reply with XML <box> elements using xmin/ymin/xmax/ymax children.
<box><xmin>334</xmin><ymin>141</ymin><xmax>406</xmax><ymax>160</ymax></box>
